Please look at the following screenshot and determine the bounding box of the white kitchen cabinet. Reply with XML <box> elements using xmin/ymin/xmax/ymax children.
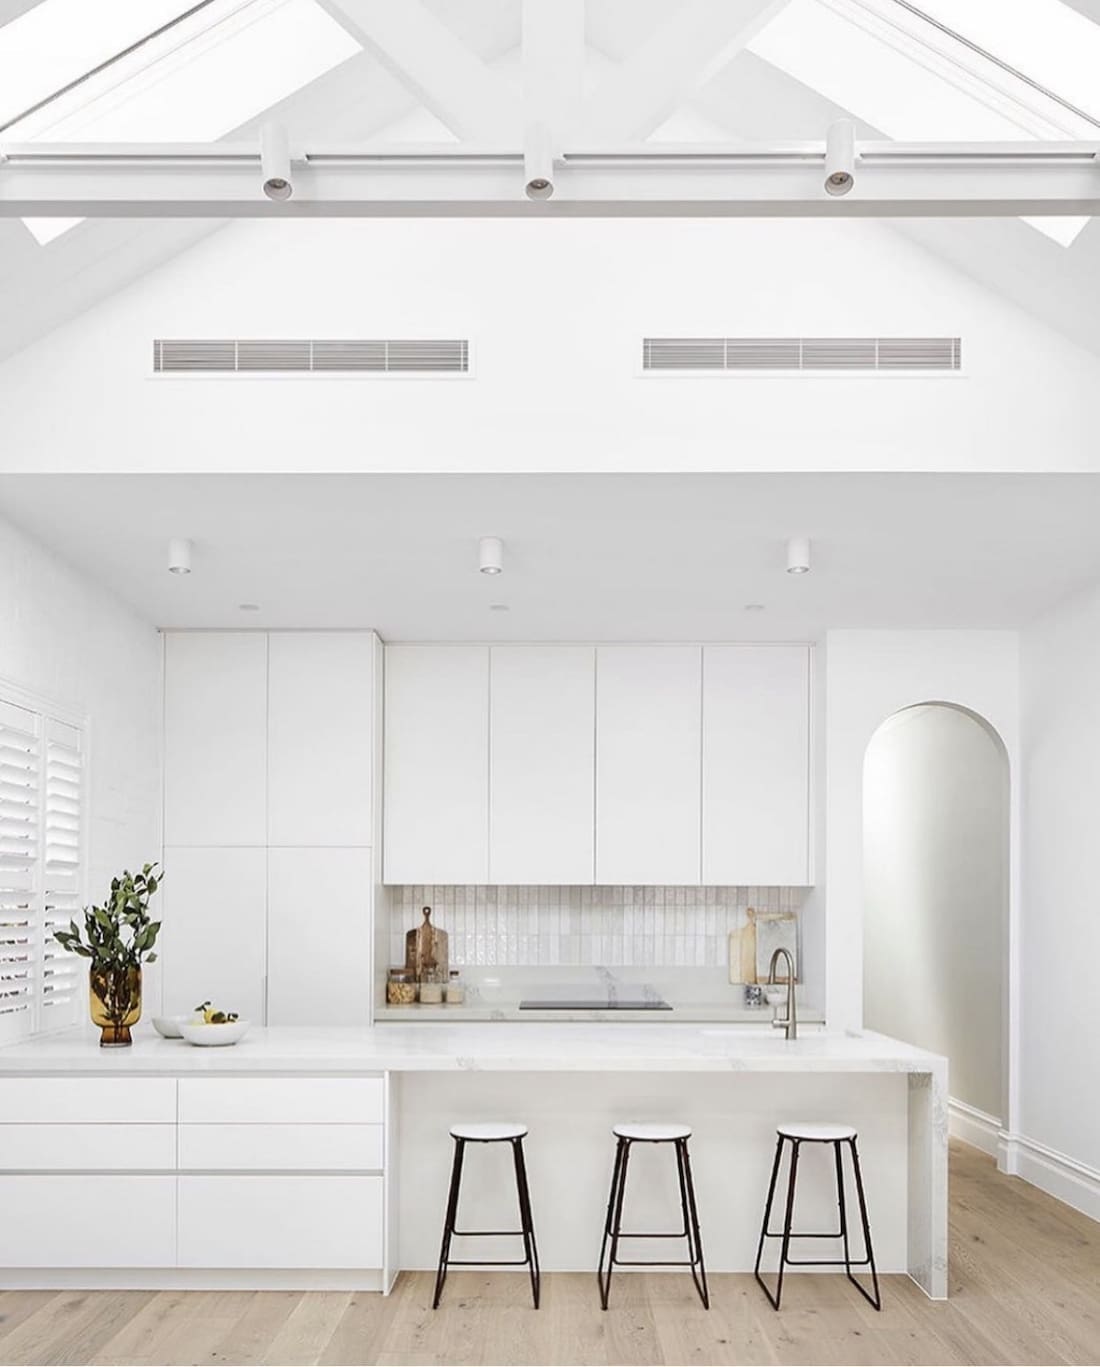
<box><xmin>266</xmin><ymin>847</ymin><xmax>372</xmax><ymax>1027</ymax></box>
<box><xmin>164</xmin><ymin>633</ymin><xmax>267</xmax><ymax>846</ymax></box>
<box><xmin>489</xmin><ymin>646</ymin><xmax>595</xmax><ymax>884</ymax></box>
<box><xmin>178</xmin><ymin>1076</ymin><xmax>384</xmax><ymax>1125</ymax></box>
<box><xmin>178</xmin><ymin>1175</ymin><xmax>384</xmax><ymax>1269</ymax></box>
<box><xmin>0</xmin><ymin>1077</ymin><xmax>175</xmax><ymax>1124</ymax></box>
<box><xmin>267</xmin><ymin>633</ymin><xmax>374</xmax><ymax>847</ymax></box>
<box><xmin>595</xmin><ymin>647</ymin><xmax>702</xmax><ymax>885</ymax></box>
<box><xmin>384</xmin><ymin>646</ymin><xmax>489</xmax><ymax>884</ymax></box>
<box><xmin>179</xmin><ymin>1124</ymin><xmax>384</xmax><ymax>1172</ymax></box>
<box><xmin>160</xmin><ymin>847</ymin><xmax>267</xmax><ymax>1023</ymax></box>
<box><xmin>702</xmin><ymin>645</ymin><xmax>811</xmax><ymax>885</ymax></box>
<box><xmin>0</xmin><ymin>1175</ymin><xmax>176</xmax><ymax>1267</ymax></box>
<box><xmin>0</xmin><ymin>1125</ymin><xmax>176</xmax><ymax>1171</ymax></box>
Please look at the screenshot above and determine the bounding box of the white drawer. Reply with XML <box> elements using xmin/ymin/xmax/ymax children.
<box><xmin>178</xmin><ymin>1077</ymin><xmax>383</xmax><ymax>1125</ymax></box>
<box><xmin>0</xmin><ymin>1175</ymin><xmax>176</xmax><ymax>1267</ymax></box>
<box><xmin>0</xmin><ymin>1123</ymin><xmax>175</xmax><ymax>1171</ymax></box>
<box><xmin>0</xmin><ymin>1078</ymin><xmax>176</xmax><ymax>1124</ymax></box>
<box><xmin>178</xmin><ymin>1175</ymin><xmax>383</xmax><ymax>1268</ymax></box>
<box><xmin>179</xmin><ymin>1123</ymin><xmax>383</xmax><ymax>1172</ymax></box>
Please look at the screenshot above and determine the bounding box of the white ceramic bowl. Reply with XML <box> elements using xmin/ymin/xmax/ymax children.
<box><xmin>152</xmin><ymin>1015</ymin><xmax>188</xmax><ymax>1039</ymax></box>
<box><xmin>179</xmin><ymin>1019</ymin><xmax>250</xmax><ymax>1047</ymax></box>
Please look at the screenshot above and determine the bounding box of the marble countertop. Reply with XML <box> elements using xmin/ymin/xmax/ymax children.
<box><xmin>0</xmin><ymin>1024</ymin><xmax>946</xmax><ymax>1076</ymax></box>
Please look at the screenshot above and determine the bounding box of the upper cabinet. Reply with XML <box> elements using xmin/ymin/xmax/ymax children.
<box><xmin>384</xmin><ymin>646</ymin><xmax>489</xmax><ymax>884</ymax></box>
<box><xmin>595</xmin><ymin>646</ymin><xmax>702</xmax><ymax>885</ymax></box>
<box><xmin>267</xmin><ymin>633</ymin><xmax>374</xmax><ymax>847</ymax></box>
<box><xmin>702</xmin><ymin>645</ymin><xmax>811</xmax><ymax>886</ymax></box>
<box><xmin>382</xmin><ymin>642</ymin><xmax>815</xmax><ymax>887</ymax></box>
<box><xmin>164</xmin><ymin>633</ymin><xmax>268</xmax><ymax>846</ymax></box>
<box><xmin>490</xmin><ymin>646</ymin><xmax>595</xmax><ymax>884</ymax></box>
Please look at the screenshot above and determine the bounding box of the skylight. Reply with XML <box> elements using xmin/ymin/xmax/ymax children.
<box><xmin>2</xmin><ymin>0</ymin><xmax>360</xmax><ymax>246</ymax></box>
<box><xmin>748</xmin><ymin>0</ymin><xmax>1100</xmax><ymax>247</ymax></box>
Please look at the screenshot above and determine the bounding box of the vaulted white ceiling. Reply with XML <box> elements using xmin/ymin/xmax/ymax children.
<box><xmin>4</xmin><ymin>0</ymin><xmax>1100</xmax><ymax>363</ymax></box>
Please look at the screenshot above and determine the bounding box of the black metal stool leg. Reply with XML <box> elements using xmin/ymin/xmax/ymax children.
<box><xmin>598</xmin><ymin>1138</ymin><xmax>631</xmax><ymax>1310</ymax></box>
<box><xmin>596</xmin><ymin>1136</ymin><xmax>626</xmax><ymax>1307</ymax></box>
<box><xmin>676</xmin><ymin>1138</ymin><xmax>710</xmax><ymax>1309</ymax></box>
<box><xmin>834</xmin><ymin>1140</ymin><xmax>851</xmax><ymax>1278</ymax></box>
<box><xmin>753</xmin><ymin>1134</ymin><xmax>785</xmax><ymax>1308</ymax></box>
<box><xmin>512</xmin><ymin>1136</ymin><xmax>541</xmax><ymax>1309</ymax></box>
<box><xmin>433</xmin><ymin>1137</ymin><xmax>466</xmax><ymax>1309</ymax></box>
<box><xmin>847</xmin><ymin>1138</ymin><xmax>881</xmax><ymax>1311</ymax></box>
<box><xmin>771</xmin><ymin>1138</ymin><xmax>801</xmax><ymax>1311</ymax></box>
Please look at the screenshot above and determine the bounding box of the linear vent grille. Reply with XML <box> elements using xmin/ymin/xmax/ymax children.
<box><xmin>643</xmin><ymin>337</ymin><xmax>961</xmax><ymax>372</ymax></box>
<box><xmin>154</xmin><ymin>338</ymin><xmax>469</xmax><ymax>373</ymax></box>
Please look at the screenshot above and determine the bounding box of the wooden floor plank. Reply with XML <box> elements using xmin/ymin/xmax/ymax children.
<box><xmin>0</xmin><ymin>1142</ymin><xmax>1096</xmax><ymax>1367</ymax></box>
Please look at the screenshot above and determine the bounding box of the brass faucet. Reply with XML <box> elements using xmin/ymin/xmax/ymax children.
<box><xmin>768</xmin><ymin>947</ymin><xmax>798</xmax><ymax>1040</ymax></box>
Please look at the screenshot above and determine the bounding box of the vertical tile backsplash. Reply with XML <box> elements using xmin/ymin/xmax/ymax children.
<box><xmin>388</xmin><ymin>886</ymin><xmax>806</xmax><ymax>969</ymax></box>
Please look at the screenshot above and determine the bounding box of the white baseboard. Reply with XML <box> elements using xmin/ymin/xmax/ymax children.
<box><xmin>1000</xmin><ymin>1133</ymin><xmax>1100</xmax><ymax>1224</ymax></box>
<box><xmin>0</xmin><ymin>1268</ymin><xmax>384</xmax><ymax>1292</ymax></box>
<box><xmin>948</xmin><ymin>1097</ymin><xmax>1001</xmax><ymax>1157</ymax></box>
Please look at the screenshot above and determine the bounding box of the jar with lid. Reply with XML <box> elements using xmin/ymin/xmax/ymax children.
<box><xmin>445</xmin><ymin>970</ymin><xmax>466</xmax><ymax>1005</ymax></box>
<box><xmin>386</xmin><ymin>968</ymin><xmax>418</xmax><ymax>1006</ymax></box>
<box><xmin>418</xmin><ymin>966</ymin><xmax>445</xmax><ymax>1005</ymax></box>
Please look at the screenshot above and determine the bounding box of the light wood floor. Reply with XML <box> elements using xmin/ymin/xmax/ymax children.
<box><xmin>1</xmin><ymin>1141</ymin><xmax>1097</xmax><ymax>1367</ymax></box>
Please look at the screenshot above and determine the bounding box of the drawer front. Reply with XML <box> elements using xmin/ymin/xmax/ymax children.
<box><xmin>0</xmin><ymin>1175</ymin><xmax>176</xmax><ymax>1267</ymax></box>
<box><xmin>0</xmin><ymin>1124</ymin><xmax>175</xmax><ymax>1172</ymax></box>
<box><xmin>0</xmin><ymin>1078</ymin><xmax>176</xmax><ymax>1124</ymax></box>
<box><xmin>178</xmin><ymin>1077</ymin><xmax>383</xmax><ymax>1125</ymax></box>
<box><xmin>178</xmin><ymin>1175</ymin><xmax>383</xmax><ymax>1268</ymax></box>
<box><xmin>179</xmin><ymin>1123</ymin><xmax>383</xmax><ymax>1172</ymax></box>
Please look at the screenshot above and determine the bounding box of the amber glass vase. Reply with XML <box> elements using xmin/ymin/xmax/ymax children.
<box><xmin>89</xmin><ymin>965</ymin><xmax>142</xmax><ymax>1047</ymax></box>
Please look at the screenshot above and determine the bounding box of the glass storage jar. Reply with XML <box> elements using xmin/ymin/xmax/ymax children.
<box><xmin>386</xmin><ymin>968</ymin><xmax>418</xmax><ymax>1006</ymax></box>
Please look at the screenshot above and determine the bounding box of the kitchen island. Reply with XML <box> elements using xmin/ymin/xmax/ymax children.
<box><xmin>0</xmin><ymin>1024</ymin><xmax>946</xmax><ymax>1299</ymax></box>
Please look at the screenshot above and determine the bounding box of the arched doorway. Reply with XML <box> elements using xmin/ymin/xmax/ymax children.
<box><xmin>863</xmin><ymin>703</ymin><xmax>1009</xmax><ymax>1138</ymax></box>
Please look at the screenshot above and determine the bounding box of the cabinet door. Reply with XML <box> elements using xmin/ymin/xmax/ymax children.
<box><xmin>164</xmin><ymin>632</ymin><xmax>267</xmax><ymax>846</ymax></box>
<box><xmin>0</xmin><ymin>1176</ymin><xmax>176</xmax><ymax>1267</ymax></box>
<box><xmin>490</xmin><ymin>646</ymin><xmax>595</xmax><ymax>884</ymax></box>
<box><xmin>267</xmin><ymin>847</ymin><xmax>371</xmax><ymax>1026</ymax></box>
<box><xmin>267</xmin><ymin>632</ymin><xmax>374</xmax><ymax>847</ymax></box>
<box><xmin>702</xmin><ymin>645</ymin><xmax>811</xmax><ymax>885</ymax></box>
<box><xmin>383</xmin><ymin>646</ymin><xmax>489</xmax><ymax>884</ymax></box>
<box><xmin>178</xmin><ymin>1175</ymin><xmax>383</xmax><ymax>1268</ymax></box>
<box><xmin>160</xmin><ymin>847</ymin><xmax>267</xmax><ymax>1022</ymax></box>
<box><xmin>595</xmin><ymin>646</ymin><xmax>702</xmax><ymax>885</ymax></box>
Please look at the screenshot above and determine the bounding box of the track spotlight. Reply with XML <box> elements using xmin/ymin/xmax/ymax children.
<box><xmin>168</xmin><ymin>538</ymin><xmax>192</xmax><ymax>576</ymax></box>
<box><xmin>786</xmin><ymin>537</ymin><xmax>811</xmax><ymax>575</ymax></box>
<box><xmin>261</xmin><ymin>123</ymin><xmax>293</xmax><ymax>201</ymax></box>
<box><xmin>479</xmin><ymin>536</ymin><xmax>504</xmax><ymax>575</ymax></box>
<box><xmin>524</xmin><ymin>124</ymin><xmax>555</xmax><ymax>200</ymax></box>
<box><xmin>824</xmin><ymin>120</ymin><xmax>855</xmax><ymax>196</ymax></box>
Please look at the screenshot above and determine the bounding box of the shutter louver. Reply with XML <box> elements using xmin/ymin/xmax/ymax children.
<box><xmin>0</xmin><ymin>702</ymin><xmax>39</xmax><ymax>1044</ymax></box>
<box><xmin>42</xmin><ymin>720</ymin><xmax>83</xmax><ymax>1026</ymax></box>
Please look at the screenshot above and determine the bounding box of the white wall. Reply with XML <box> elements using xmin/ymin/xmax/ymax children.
<box><xmin>3</xmin><ymin>218</ymin><xmax>1100</xmax><ymax>473</ymax></box>
<box><xmin>824</xmin><ymin>631</ymin><xmax>1020</xmax><ymax>1131</ymax></box>
<box><xmin>1019</xmin><ymin>582</ymin><xmax>1100</xmax><ymax>1210</ymax></box>
<box><xmin>0</xmin><ymin>509</ymin><xmax>162</xmax><ymax>936</ymax></box>
<box><xmin>864</xmin><ymin>704</ymin><xmax>1007</xmax><ymax>1120</ymax></box>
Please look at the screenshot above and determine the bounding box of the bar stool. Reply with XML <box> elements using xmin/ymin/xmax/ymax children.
<box><xmin>754</xmin><ymin>1121</ymin><xmax>881</xmax><ymax>1311</ymax></box>
<box><xmin>597</xmin><ymin>1123</ymin><xmax>709</xmax><ymax>1310</ymax></box>
<box><xmin>432</xmin><ymin>1122</ymin><xmax>540</xmax><ymax>1310</ymax></box>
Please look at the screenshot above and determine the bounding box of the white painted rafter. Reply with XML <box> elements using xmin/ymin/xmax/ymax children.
<box><xmin>3</xmin><ymin>140</ymin><xmax>1100</xmax><ymax>218</ymax></box>
<box><xmin>313</xmin><ymin>0</ymin><xmax>520</xmax><ymax>142</ymax></box>
<box><xmin>522</xmin><ymin>0</ymin><xmax>585</xmax><ymax>147</ymax></box>
<box><xmin>582</xmin><ymin>0</ymin><xmax>793</xmax><ymax>142</ymax></box>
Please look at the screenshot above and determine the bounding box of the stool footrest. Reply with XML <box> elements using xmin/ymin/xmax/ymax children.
<box><xmin>451</xmin><ymin>1228</ymin><xmax>526</xmax><ymax>1238</ymax></box>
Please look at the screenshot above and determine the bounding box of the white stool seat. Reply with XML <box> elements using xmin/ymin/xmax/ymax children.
<box><xmin>613</xmin><ymin>1122</ymin><xmax>692</xmax><ymax>1142</ymax></box>
<box><xmin>450</xmin><ymin>1121</ymin><xmax>528</xmax><ymax>1142</ymax></box>
<box><xmin>777</xmin><ymin>1121</ymin><xmax>857</xmax><ymax>1142</ymax></box>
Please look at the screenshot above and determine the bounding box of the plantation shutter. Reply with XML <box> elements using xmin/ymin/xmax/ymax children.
<box><xmin>0</xmin><ymin>700</ymin><xmax>39</xmax><ymax>1045</ymax></box>
<box><xmin>41</xmin><ymin>719</ymin><xmax>83</xmax><ymax>1028</ymax></box>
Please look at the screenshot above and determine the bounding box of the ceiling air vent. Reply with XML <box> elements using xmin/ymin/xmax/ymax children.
<box><xmin>642</xmin><ymin>337</ymin><xmax>961</xmax><ymax>372</ymax></box>
<box><xmin>153</xmin><ymin>338</ymin><xmax>470</xmax><ymax>374</ymax></box>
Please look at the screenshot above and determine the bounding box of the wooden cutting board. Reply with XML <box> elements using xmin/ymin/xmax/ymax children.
<box><xmin>728</xmin><ymin>910</ymin><xmax>758</xmax><ymax>985</ymax></box>
<box><xmin>405</xmin><ymin>906</ymin><xmax>449</xmax><ymax>982</ymax></box>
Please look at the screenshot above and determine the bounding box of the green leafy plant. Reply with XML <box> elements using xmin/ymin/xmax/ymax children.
<box><xmin>53</xmin><ymin>864</ymin><xmax>164</xmax><ymax>1036</ymax></box>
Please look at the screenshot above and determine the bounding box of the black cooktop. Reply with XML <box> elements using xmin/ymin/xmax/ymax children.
<box><xmin>518</xmin><ymin>999</ymin><xmax>673</xmax><ymax>1011</ymax></box>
